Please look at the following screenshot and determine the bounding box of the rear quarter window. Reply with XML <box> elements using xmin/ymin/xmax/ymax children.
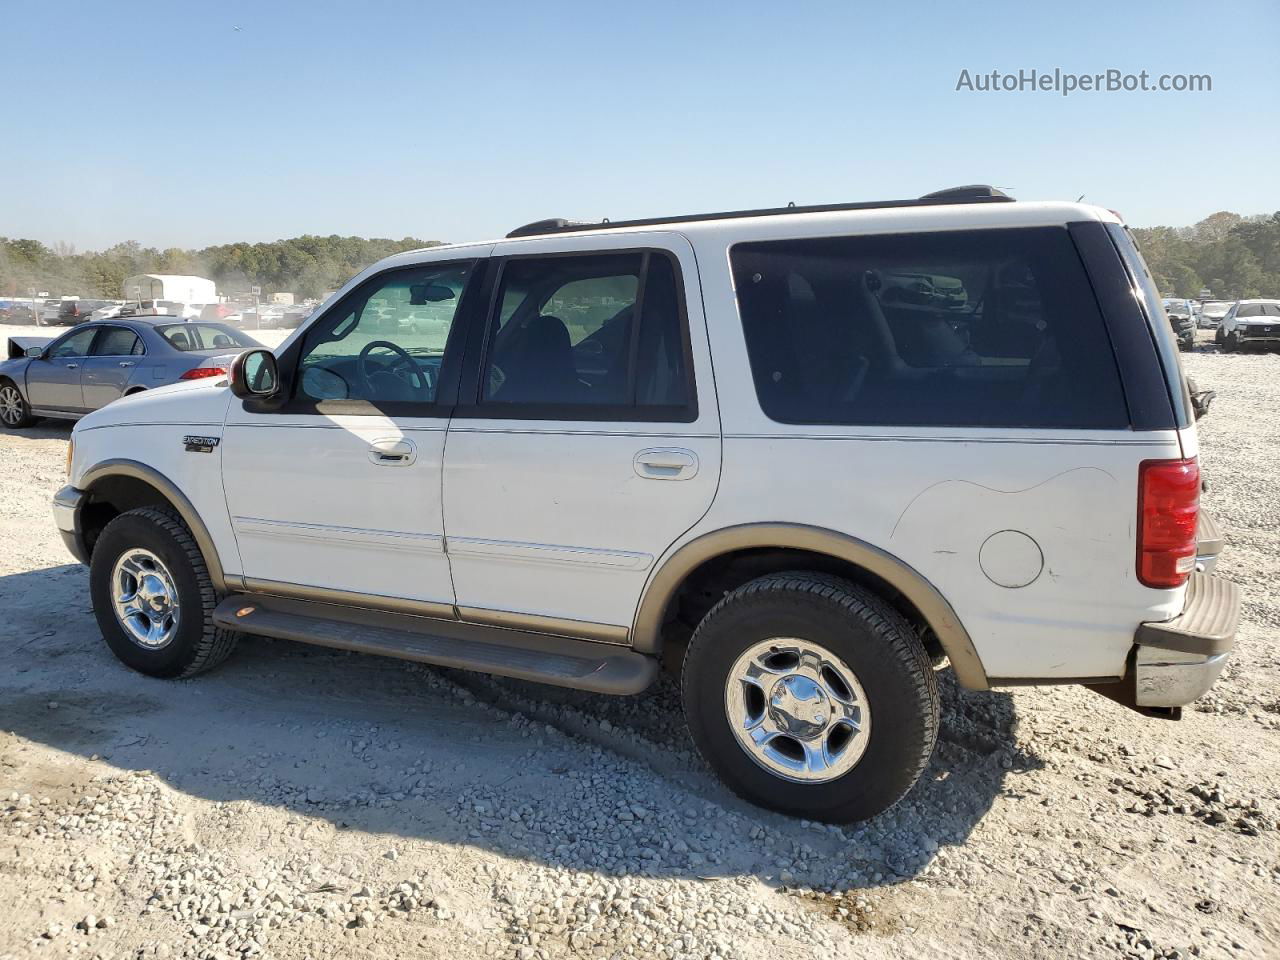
<box><xmin>731</xmin><ymin>226</ymin><xmax>1129</xmax><ymax>429</ymax></box>
<box><xmin>1105</xmin><ymin>224</ymin><xmax>1192</xmax><ymax>429</ymax></box>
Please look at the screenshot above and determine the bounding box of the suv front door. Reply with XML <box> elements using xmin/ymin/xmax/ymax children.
<box><xmin>442</xmin><ymin>234</ymin><xmax>721</xmax><ymax>639</ymax></box>
<box><xmin>220</xmin><ymin>255</ymin><xmax>486</xmax><ymax>609</ymax></box>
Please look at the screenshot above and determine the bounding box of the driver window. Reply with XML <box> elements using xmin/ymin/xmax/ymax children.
<box><xmin>296</xmin><ymin>262</ymin><xmax>472</xmax><ymax>406</ymax></box>
<box><xmin>49</xmin><ymin>327</ymin><xmax>98</xmax><ymax>359</ymax></box>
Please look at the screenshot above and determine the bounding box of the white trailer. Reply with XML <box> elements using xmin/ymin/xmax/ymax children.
<box><xmin>122</xmin><ymin>274</ymin><xmax>217</xmax><ymax>304</ymax></box>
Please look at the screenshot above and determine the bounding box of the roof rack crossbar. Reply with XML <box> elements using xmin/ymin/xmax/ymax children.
<box><xmin>506</xmin><ymin>185</ymin><xmax>1012</xmax><ymax>238</ymax></box>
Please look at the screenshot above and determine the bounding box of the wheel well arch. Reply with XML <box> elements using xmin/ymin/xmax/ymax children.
<box><xmin>77</xmin><ymin>460</ymin><xmax>227</xmax><ymax>592</ymax></box>
<box><xmin>124</xmin><ymin>385</ymin><xmax>147</xmax><ymax>395</ymax></box>
<box><xmin>632</xmin><ymin>523</ymin><xmax>988</xmax><ymax>690</ymax></box>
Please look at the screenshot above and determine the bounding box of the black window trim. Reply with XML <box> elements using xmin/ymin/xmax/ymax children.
<box><xmin>1094</xmin><ymin>222</ymin><xmax>1191</xmax><ymax>430</ymax></box>
<box><xmin>89</xmin><ymin>323</ymin><xmax>147</xmax><ymax>358</ymax></box>
<box><xmin>454</xmin><ymin>246</ymin><xmax>699</xmax><ymax>424</ymax></box>
<box><xmin>242</xmin><ymin>256</ymin><xmax>484</xmax><ymax>418</ymax></box>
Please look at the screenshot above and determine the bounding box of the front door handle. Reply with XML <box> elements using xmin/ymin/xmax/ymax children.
<box><xmin>634</xmin><ymin>447</ymin><xmax>698</xmax><ymax>480</ymax></box>
<box><xmin>368</xmin><ymin>437</ymin><xmax>417</xmax><ymax>466</ymax></box>
<box><xmin>118</xmin><ymin>361</ymin><xmax>135</xmax><ymax>368</ymax></box>
<box><xmin>64</xmin><ymin>362</ymin><xmax>79</xmax><ymax>369</ymax></box>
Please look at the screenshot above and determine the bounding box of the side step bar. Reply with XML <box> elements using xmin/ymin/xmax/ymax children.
<box><xmin>212</xmin><ymin>594</ymin><xmax>657</xmax><ymax>695</ymax></box>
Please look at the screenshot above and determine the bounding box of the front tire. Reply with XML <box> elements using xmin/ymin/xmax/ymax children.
<box><xmin>90</xmin><ymin>507</ymin><xmax>239</xmax><ymax>678</ymax></box>
<box><xmin>0</xmin><ymin>381</ymin><xmax>35</xmax><ymax>428</ymax></box>
<box><xmin>681</xmin><ymin>572</ymin><xmax>939</xmax><ymax>823</ymax></box>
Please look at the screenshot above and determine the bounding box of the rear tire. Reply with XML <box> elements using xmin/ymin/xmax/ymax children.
<box><xmin>90</xmin><ymin>507</ymin><xmax>239</xmax><ymax>678</ymax></box>
<box><xmin>0</xmin><ymin>380</ymin><xmax>35</xmax><ymax>428</ymax></box>
<box><xmin>681</xmin><ymin>571</ymin><xmax>939</xmax><ymax>823</ymax></box>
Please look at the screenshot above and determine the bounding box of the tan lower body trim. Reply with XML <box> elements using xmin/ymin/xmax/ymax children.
<box><xmin>241</xmin><ymin>578</ymin><xmax>456</xmax><ymax>621</ymax></box>
<box><xmin>455</xmin><ymin>606</ymin><xmax>629</xmax><ymax>645</ymax></box>
<box><xmin>631</xmin><ymin>522</ymin><xmax>990</xmax><ymax>691</ymax></box>
<box><xmin>239</xmin><ymin>578</ymin><xmax>629</xmax><ymax>645</ymax></box>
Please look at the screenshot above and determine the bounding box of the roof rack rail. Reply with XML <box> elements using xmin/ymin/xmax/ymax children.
<box><xmin>505</xmin><ymin>185</ymin><xmax>1013</xmax><ymax>238</ymax></box>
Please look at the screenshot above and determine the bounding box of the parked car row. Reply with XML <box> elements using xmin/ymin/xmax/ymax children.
<box><xmin>1</xmin><ymin>297</ymin><xmax>315</xmax><ymax>331</ymax></box>
<box><xmin>0</xmin><ymin>317</ymin><xmax>256</xmax><ymax>426</ymax></box>
<box><xmin>1158</xmin><ymin>297</ymin><xmax>1280</xmax><ymax>354</ymax></box>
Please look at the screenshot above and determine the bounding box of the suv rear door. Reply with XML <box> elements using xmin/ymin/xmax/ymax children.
<box><xmin>442</xmin><ymin>232</ymin><xmax>720</xmax><ymax>638</ymax></box>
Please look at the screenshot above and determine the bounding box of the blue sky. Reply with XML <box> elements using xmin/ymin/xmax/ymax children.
<box><xmin>2</xmin><ymin>0</ymin><xmax>1277</xmax><ymax>249</ymax></box>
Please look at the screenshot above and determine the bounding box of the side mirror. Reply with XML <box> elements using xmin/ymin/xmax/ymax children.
<box><xmin>25</xmin><ymin>346</ymin><xmax>45</xmax><ymax>359</ymax></box>
<box><xmin>230</xmin><ymin>349</ymin><xmax>280</xmax><ymax>399</ymax></box>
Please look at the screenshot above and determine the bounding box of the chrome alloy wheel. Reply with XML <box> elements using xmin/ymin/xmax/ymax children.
<box><xmin>0</xmin><ymin>385</ymin><xmax>23</xmax><ymax>425</ymax></box>
<box><xmin>110</xmin><ymin>548</ymin><xmax>181</xmax><ymax>649</ymax></box>
<box><xmin>724</xmin><ymin>638</ymin><xmax>870</xmax><ymax>783</ymax></box>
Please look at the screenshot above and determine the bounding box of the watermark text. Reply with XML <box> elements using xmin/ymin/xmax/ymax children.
<box><xmin>956</xmin><ymin>68</ymin><xmax>1211</xmax><ymax>96</ymax></box>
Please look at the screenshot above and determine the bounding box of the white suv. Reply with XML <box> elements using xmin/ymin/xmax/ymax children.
<box><xmin>1219</xmin><ymin>299</ymin><xmax>1280</xmax><ymax>352</ymax></box>
<box><xmin>52</xmin><ymin>187</ymin><xmax>1238</xmax><ymax>823</ymax></box>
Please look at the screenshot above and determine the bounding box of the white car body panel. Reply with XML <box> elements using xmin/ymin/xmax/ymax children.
<box><xmin>72</xmin><ymin>383</ymin><xmax>242</xmax><ymax>577</ymax></box>
<box><xmin>221</xmin><ymin>411</ymin><xmax>454</xmax><ymax>605</ymax></box>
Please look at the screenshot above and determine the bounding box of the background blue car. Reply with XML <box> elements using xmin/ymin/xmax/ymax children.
<box><xmin>0</xmin><ymin>317</ymin><xmax>256</xmax><ymax>428</ymax></box>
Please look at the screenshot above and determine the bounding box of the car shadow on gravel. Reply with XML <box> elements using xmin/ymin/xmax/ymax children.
<box><xmin>4</xmin><ymin>422</ymin><xmax>73</xmax><ymax>441</ymax></box>
<box><xmin>0</xmin><ymin>562</ymin><xmax>1042</xmax><ymax>893</ymax></box>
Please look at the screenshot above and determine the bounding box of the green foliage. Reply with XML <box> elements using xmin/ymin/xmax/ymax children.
<box><xmin>1131</xmin><ymin>211</ymin><xmax>1280</xmax><ymax>300</ymax></box>
<box><xmin>0</xmin><ymin>235</ymin><xmax>442</xmax><ymax>301</ymax></box>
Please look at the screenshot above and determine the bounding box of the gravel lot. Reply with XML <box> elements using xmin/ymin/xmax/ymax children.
<box><xmin>1</xmin><ymin>333</ymin><xmax>1277</xmax><ymax>960</ymax></box>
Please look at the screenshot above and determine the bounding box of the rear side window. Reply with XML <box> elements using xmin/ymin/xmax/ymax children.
<box><xmin>91</xmin><ymin>327</ymin><xmax>141</xmax><ymax>356</ymax></box>
<box><xmin>731</xmin><ymin>227</ymin><xmax>1128</xmax><ymax>428</ymax></box>
<box><xmin>157</xmin><ymin>324</ymin><xmax>251</xmax><ymax>351</ymax></box>
<box><xmin>479</xmin><ymin>251</ymin><xmax>692</xmax><ymax>418</ymax></box>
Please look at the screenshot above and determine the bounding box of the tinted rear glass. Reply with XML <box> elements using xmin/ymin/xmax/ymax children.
<box><xmin>1105</xmin><ymin>225</ymin><xmax>1192</xmax><ymax>429</ymax></box>
<box><xmin>731</xmin><ymin>227</ymin><xmax>1128</xmax><ymax>428</ymax></box>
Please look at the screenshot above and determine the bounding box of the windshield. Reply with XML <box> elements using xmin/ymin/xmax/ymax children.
<box><xmin>1202</xmin><ymin>302</ymin><xmax>1232</xmax><ymax>317</ymax></box>
<box><xmin>156</xmin><ymin>323</ymin><xmax>253</xmax><ymax>351</ymax></box>
<box><xmin>1236</xmin><ymin>302</ymin><xmax>1280</xmax><ymax>318</ymax></box>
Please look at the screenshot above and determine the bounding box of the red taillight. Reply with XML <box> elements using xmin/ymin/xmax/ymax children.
<box><xmin>1137</xmin><ymin>457</ymin><xmax>1200</xmax><ymax>589</ymax></box>
<box><xmin>179</xmin><ymin>366</ymin><xmax>227</xmax><ymax>381</ymax></box>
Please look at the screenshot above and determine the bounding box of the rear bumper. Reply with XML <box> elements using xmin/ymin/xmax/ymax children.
<box><xmin>52</xmin><ymin>484</ymin><xmax>89</xmax><ymax>564</ymax></box>
<box><xmin>1132</xmin><ymin>572</ymin><xmax>1239</xmax><ymax>708</ymax></box>
<box><xmin>1196</xmin><ymin>509</ymin><xmax>1223</xmax><ymax>574</ymax></box>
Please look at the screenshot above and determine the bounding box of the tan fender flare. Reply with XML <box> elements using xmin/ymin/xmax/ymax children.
<box><xmin>79</xmin><ymin>459</ymin><xmax>229</xmax><ymax>595</ymax></box>
<box><xmin>630</xmin><ymin>522</ymin><xmax>990</xmax><ymax>691</ymax></box>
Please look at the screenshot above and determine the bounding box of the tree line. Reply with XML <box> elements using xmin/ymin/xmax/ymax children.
<box><xmin>0</xmin><ymin>235</ymin><xmax>443</xmax><ymax>301</ymax></box>
<box><xmin>1130</xmin><ymin>210</ymin><xmax>1280</xmax><ymax>300</ymax></box>
<box><xmin>3</xmin><ymin>210</ymin><xmax>1279</xmax><ymax>304</ymax></box>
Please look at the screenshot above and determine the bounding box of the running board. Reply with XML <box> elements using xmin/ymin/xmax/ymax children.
<box><xmin>212</xmin><ymin>594</ymin><xmax>657</xmax><ymax>695</ymax></box>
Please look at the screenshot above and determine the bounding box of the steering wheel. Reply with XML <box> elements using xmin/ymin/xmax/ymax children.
<box><xmin>356</xmin><ymin>341</ymin><xmax>433</xmax><ymax>399</ymax></box>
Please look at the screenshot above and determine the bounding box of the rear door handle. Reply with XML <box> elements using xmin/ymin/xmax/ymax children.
<box><xmin>368</xmin><ymin>437</ymin><xmax>417</xmax><ymax>466</ymax></box>
<box><xmin>634</xmin><ymin>447</ymin><xmax>698</xmax><ymax>480</ymax></box>
<box><xmin>64</xmin><ymin>362</ymin><xmax>79</xmax><ymax>369</ymax></box>
<box><xmin>118</xmin><ymin>361</ymin><xmax>135</xmax><ymax>368</ymax></box>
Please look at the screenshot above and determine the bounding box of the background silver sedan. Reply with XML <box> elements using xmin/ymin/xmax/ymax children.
<box><xmin>0</xmin><ymin>317</ymin><xmax>256</xmax><ymax>428</ymax></box>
